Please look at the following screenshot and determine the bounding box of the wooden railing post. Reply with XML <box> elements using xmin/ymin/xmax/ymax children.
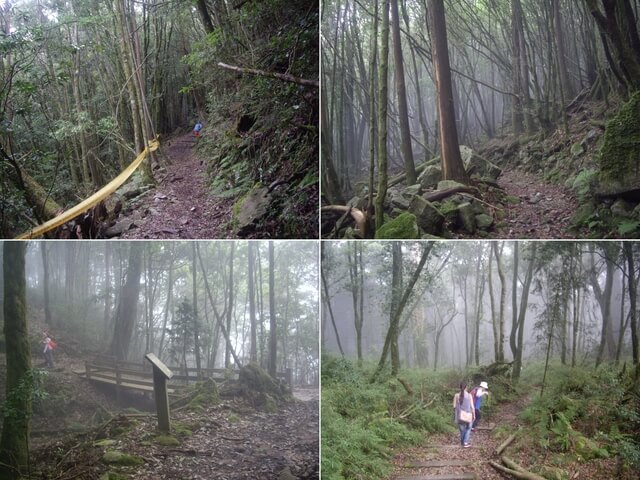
<box><xmin>145</xmin><ymin>353</ymin><xmax>174</xmax><ymax>434</ymax></box>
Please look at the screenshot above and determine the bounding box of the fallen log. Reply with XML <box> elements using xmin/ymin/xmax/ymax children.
<box><xmin>423</xmin><ymin>186</ymin><xmax>478</xmax><ymax>202</ymax></box>
<box><xmin>495</xmin><ymin>427</ymin><xmax>520</xmax><ymax>455</ymax></box>
<box><xmin>495</xmin><ymin>456</ymin><xmax>547</xmax><ymax>480</ymax></box>
<box><xmin>217</xmin><ymin>62</ymin><xmax>318</xmax><ymax>88</ymax></box>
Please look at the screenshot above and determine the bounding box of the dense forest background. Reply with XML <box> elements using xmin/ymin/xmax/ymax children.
<box><xmin>321</xmin><ymin>0</ymin><xmax>640</xmax><ymax>239</ymax></box>
<box><xmin>1</xmin><ymin>0</ymin><xmax>318</xmax><ymax>238</ymax></box>
<box><xmin>323</xmin><ymin>241</ymin><xmax>639</xmax><ymax>372</ymax></box>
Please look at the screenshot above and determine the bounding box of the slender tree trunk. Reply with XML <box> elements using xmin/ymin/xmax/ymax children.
<box><xmin>248</xmin><ymin>242</ymin><xmax>258</xmax><ymax>362</ymax></box>
<box><xmin>624</xmin><ymin>242</ymin><xmax>639</xmax><ymax>368</ymax></box>
<box><xmin>41</xmin><ymin>242</ymin><xmax>52</xmax><ymax>327</ymax></box>
<box><xmin>192</xmin><ymin>243</ymin><xmax>202</xmax><ymax>377</ymax></box>
<box><xmin>268</xmin><ymin>241</ymin><xmax>277</xmax><ymax>377</ymax></box>
<box><xmin>390</xmin><ymin>0</ymin><xmax>417</xmax><ymax>185</ymax></box>
<box><xmin>375</xmin><ymin>0</ymin><xmax>390</xmax><ymax>230</ymax></box>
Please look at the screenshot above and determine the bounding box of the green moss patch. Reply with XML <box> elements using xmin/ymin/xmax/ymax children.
<box><xmin>154</xmin><ymin>435</ymin><xmax>180</xmax><ymax>446</ymax></box>
<box><xmin>375</xmin><ymin>213</ymin><xmax>419</xmax><ymax>239</ymax></box>
<box><xmin>101</xmin><ymin>451</ymin><xmax>144</xmax><ymax>467</ymax></box>
<box><xmin>597</xmin><ymin>91</ymin><xmax>640</xmax><ymax>195</ymax></box>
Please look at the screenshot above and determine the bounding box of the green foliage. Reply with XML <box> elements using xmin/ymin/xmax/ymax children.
<box><xmin>519</xmin><ymin>363</ymin><xmax>639</xmax><ymax>469</ymax></box>
<box><xmin>571</xmin><ymin>169</ymin><xmax>597</xmax><ymax>201</ymax></box>
<box><xmin>618</xmin><ymin>219</ymin><xmax>640</xmax><ymax>236</ymax></box>
<box><xmin>321</xmin><ymin>356</ymin><xmax>458</xmax><ymax>479</ymax></box>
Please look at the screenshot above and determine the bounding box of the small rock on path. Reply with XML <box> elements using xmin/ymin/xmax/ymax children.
<box><xmin>494</xmin><ymin>169</ymin><xmax>579</xmax><ymax>239</ymax></box>
<box><xmin>121</xmin><ymin>133</ymin><xmax>234</xmax><ymax>239</ymax></box>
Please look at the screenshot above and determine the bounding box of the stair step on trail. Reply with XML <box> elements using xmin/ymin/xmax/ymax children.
<box><xmin>404</xmin><ymin>460</ymin><xmax>473</xmax><ymax>468</ymax></box>
<box><xmin>396</xmin><ymin>474</ymin><xmax>478</xmax><ymax>480</ymax></box>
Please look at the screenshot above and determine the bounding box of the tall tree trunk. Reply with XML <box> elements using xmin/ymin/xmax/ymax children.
<box><xmin>41</xmin><ymin>242</ymin><xmax>52</xmax><ymax>327</ymax></box>
<box><xmin>512</xmin><ymin>243</ymin><xmax>537</xmax><ymax>382</ymax></box>
<box><xmin>429</xmin><ymin>0</ymin><xmax>468</xmax><ymax>183</ymax></box>
<box><xmin>375</xmin><ymin>0</ymin><xmax>391</xmax><ymax>230</ymax></box>
<box><xmin>492</xmin><ymin>242</ymin><xmax>506</xmax><ymax>362</ymax></box>
<box><xmin>225</xmin><ymin>243</ymin><xmax>235</xmax><ymax>369</ymax></box>
<box><xmin>191</xmin><ymin>243</ymin><xmax>202</xmax><ymax>377</ymax></box>
<box><xmin>109</xmin><ymin>242</ymin><xmax>143</xmax><ymax>361</ymax></box>
<box><xmin>0</xmin><ymin>242</ymin><xmax>31</xmax><ymax>480</ymax></box>
<box><xmin>624</xmin><ymin>242</ymin><xmax>639</xmax><ymax>368</ymax></box>
<box><xmin>390</xmin><ymin>0</ymin><xmax>417</xmax><ymax>185</ymax></box>
<box><xmin>248</xmin><ymin>242</ymin><xmax>258</xmax><ymax>363</ymax></box>
<box><xmin>268</xmin><ymin>241</ymin><xmax>277</xmax><ymax>377</ymax></box>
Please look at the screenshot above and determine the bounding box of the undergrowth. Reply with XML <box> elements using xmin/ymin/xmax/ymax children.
<box><xmin>321</xmin><ymin>355</ymin><xmax>503</xmax><ymax>480</ymax></box>
<box><xmin>519</xmin><ymin>362</ymin><xmax>640</xmax><ymax>474</ymax></box>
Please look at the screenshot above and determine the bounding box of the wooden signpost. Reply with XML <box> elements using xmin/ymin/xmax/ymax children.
<box><xmin>144</xmin><ymin>353</ymin><xmax>173</xmax><ymax>433</ymax></box>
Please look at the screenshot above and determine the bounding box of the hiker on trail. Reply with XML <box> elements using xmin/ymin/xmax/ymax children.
<box><xmin>453</xmin><ymin>381</ymin><xmax>475</xmax><ymax>448</ymax></box>
<box><xmin>193</xmin><ymin>121</ymin><xmax>203</xmax><ymax>137</ymax></box>
<box><xmin>43</xmin><ymin>332</ymin><xmax>55</xmax><ymax>368</ymax></box>
<box><xmin>471</xmin><ymin>381</ymin><xmax>489</xmax><ymax>432</ymax></box>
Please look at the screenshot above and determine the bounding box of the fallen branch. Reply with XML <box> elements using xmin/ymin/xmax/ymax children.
<box><xmin>388</xmin><ymin>158</ymin><xmax>439</xmax><ymax>187</ymax></box>
<box><xmin>217</xmin><ymin>62</ymin><xmax>318</xmax><ymax>87</ymax></box>
<box><xmin>500</xmin><ymin>456</ymin><xmax>547</xmax><ymax>480</ymax></box>
<box><xmin>495</xmin><ymin>428</ymin><xmax>519</xmax><ymax>455</ymax></box>
<box><xmin>423</xmin><ymin>186</ymin><xmax>478</xmax><ymax>202</ymax></box>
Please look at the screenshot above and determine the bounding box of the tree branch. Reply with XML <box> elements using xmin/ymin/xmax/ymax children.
<box><xmin>217</xmin><ymin>62</ymin><xmax>318</xmax><ymax>87</ymax></box>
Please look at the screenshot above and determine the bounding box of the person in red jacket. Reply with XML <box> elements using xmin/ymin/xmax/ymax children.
<box><xmin>43</xmin><ymin>332</ymin><xmax>55</xmax><ymax>367</ymax></box>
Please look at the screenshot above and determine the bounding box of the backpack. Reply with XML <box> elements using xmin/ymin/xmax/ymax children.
<box><xmin>49</xmin><ymin>339</ymin><xmax>57</xmax><ymax>350</ymax></box>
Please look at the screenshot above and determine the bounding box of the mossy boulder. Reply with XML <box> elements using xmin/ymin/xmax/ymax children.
<box><xmin>187</xmin><ymin>378</ymin><xmax>220</xmax><ymax>411</ymax></box>
<box><xmin>234</xmin><ymin>185</ymin><xmax>272</xmax><ymax>234</ymax></box>
<box><xmin>237</xmin><ymin>362</ymin><xmax>290</xmax><ymax>410</ymax></box>
<box><xmin>408</xmin><ymin>196</ymin><xmax>444</xmax><ymax>235</ymax></box>
<box><xmin>375</xmin><ymin>213</ymin><xmax>419</xmax><ymax>239</ymax></box>
<box><xmin>456</xmin><ymin>202</ymin><xmax>476</xmax><ymax>234</ymax></box>
<box><xmin>102</xmin><ymin>451</ymin><xmax>144</xmax><ymax>467</ymax></box>
<box><xmin>475</xmin><ymin>214</ymin><xmax>493</xmax><ymax>230</ymax></box>
<box><xmin>596</xmin><ymin>91</ymin><xmax>640</xmax><ymax>199</ymax></box>
<box><xmin>418</xmin><ymin>165</ymin><xmax>442</xmax><ymax>188</ymax></box>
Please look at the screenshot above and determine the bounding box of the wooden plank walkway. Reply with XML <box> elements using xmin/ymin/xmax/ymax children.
<box><xmin>404</xmin><ymin>460</ymin><xmax>473</xmax><ymax>468</ymax></box>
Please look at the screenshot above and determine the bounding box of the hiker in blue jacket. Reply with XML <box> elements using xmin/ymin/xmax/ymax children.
<box><xmin>471</xmin><ymin>381</ymin><xmax>489</xmax><ymax>431</ymax></box>
<box><xmin>193</xmin><ymin>121</ymin><xmax>203</xmax><ymax>137</ymax></box>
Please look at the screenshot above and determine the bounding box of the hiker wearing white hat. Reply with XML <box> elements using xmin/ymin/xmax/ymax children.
<box><xmin>470</xmin><ymin>381</ymin><xmax>489</xmax><ymax>431</ymax></box>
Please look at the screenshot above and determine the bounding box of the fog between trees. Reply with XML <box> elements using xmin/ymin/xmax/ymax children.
<box><xmin>322</xmin><ymin>241</ymin><xmax>640</xmax><ymax>376</ymax></box>
<box><xmin>2</xmin><ymin>240</ymin><xmax>319</xmax><ymax>384</ymax></box>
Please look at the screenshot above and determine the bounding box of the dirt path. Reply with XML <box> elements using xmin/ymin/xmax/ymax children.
<box><xmin>121</xmin><ymin>133</ymin><xmax>235</xmax><ymax>239</ymax></box>
<box><xmin>389</xmin><ymin>397</ymin><xmax>528</xmax><ymax>480</ymax></box>
<box><xmin>492</xmin><ymin>169</ymin><xmax>579</xmax><ymax>239</ymax></box>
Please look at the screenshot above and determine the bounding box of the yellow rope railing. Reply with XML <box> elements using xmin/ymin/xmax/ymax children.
<box><xmin>17</xmin><ymin>138</ymin><xmax>160</xmax><ymax>239</ymax></box>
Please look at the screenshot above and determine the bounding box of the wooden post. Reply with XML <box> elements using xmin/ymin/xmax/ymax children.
<box><xmin>286</xmin><ymin>367</ymin><xmax>293</xmax><ymax>388</ymax></box>
<box><xmin>144</xmin><ymin>353</ymin><xmax>173</xmax><ymax>433</ymax></box>
<box><xmin>115</xmin><ymin>365</ymin><xmax>122</xmax><ymax>403</ymax></box>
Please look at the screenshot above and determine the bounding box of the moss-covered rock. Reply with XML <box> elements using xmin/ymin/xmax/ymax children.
<box><xmin>596</xmin><ymin>91</ymin><xmax>640</xmax><ymax>198</ymax></box>
<box><xmin>99</xmin><ymin>472</ymin><xmax>129</xmax><ymax>480</ymax></box>
<box><xmin>408</xmin><ymin>196</ymin><xmax>444</xmax><ymax>235</ymax></box>
<box><xmin>102</xmin><ymin>451</ymin><xmax>144</xmax><ymax>467</ymax></box>
<box><xmin>237</xmin><ymin>362</ymin><xmax>291</xmax><ymax>410</ymax></box>
<box><xmin>375</xmin><ymin>213</ymin><xmax>419</xmax><ymax>239</ymax></box>
<box><xmin>456</xmin><ymin>202</ymin><xmax>476</xmax><ymax>234</ymax></box>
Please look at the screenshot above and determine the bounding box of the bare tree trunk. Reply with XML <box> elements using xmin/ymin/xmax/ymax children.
<box><xmin>375</xmin><ymin>0</ymin><xmax>390</xmax><ymax>230</ymax></box>
<box><xmin>429</xmin><ymin>0</ymin><xmax>468</xmax><ymax>183</ymax></box>
<box><xmin>248</xmin><ymin>242</ymin><xmax>258</xmax><ymax>362</ymax></box>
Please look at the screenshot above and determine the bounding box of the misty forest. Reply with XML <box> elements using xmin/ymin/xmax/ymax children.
<box><xmin>322</xmin><ymin>240</ymin><xmax>640</xmax><ymax>479</ymax></box>
<box><xmin>0</xmin><ymin>240</ymin><xmax>319</xmax><ymax>479</ymax></box>
<box><xmin>321</xmin><ymin>0</ymin><xmax>640</xmax><ymax>240</ymax></box>
<box><xmin>1</xmin><ymin>0</ymin><xmax>318</xmax><ymax>240</ymax></box>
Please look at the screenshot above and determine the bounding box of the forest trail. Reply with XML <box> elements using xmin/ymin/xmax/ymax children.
<box><xmin>389</xmin><ymin>394</ymin><xmax>531</xmax><ymax>480</ymax></box>
<box><xmin>492</xmin><ymin>169</ymin><xmax>579</xmax><ymax>239</ymax></box>
<box><xmin>120</xmin><ymin>132</ymin><xmax>234</xmax><ymax>239</ymax></box>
